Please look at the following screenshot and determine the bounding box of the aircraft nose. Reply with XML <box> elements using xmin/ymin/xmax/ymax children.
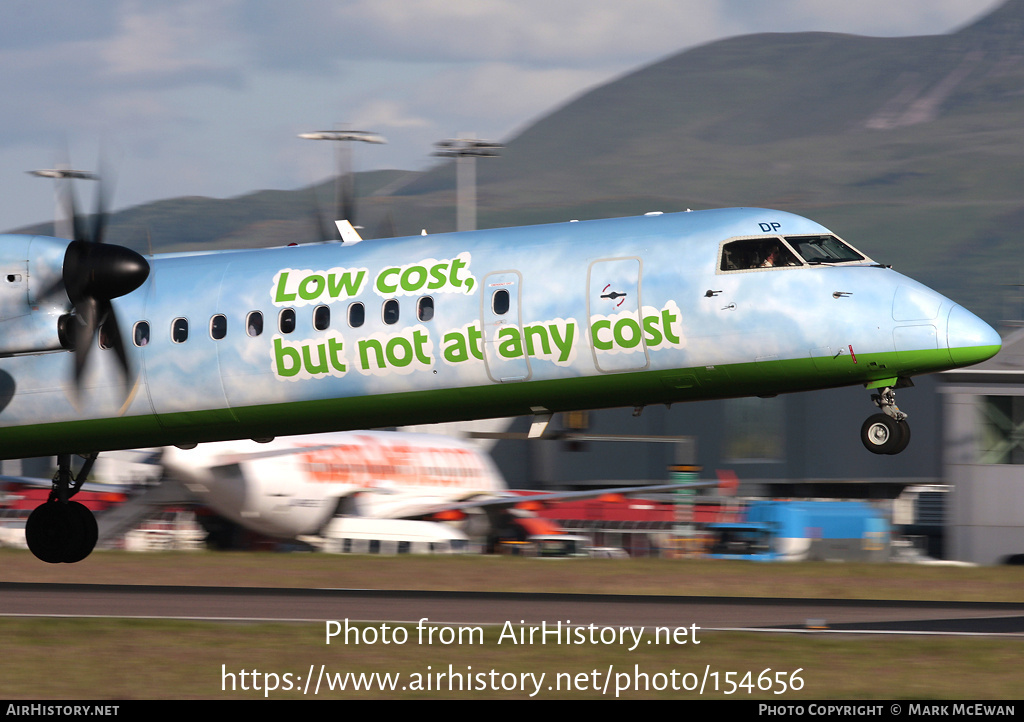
<box><xmin>201</xmin><ymin>470</ymin><xmax>249</xmax><ymax>518</ymax></box>
<box><xmin>946</xmin><ymin>305</ymin><xmax>1001</xmax><ymax>367</ymax></box>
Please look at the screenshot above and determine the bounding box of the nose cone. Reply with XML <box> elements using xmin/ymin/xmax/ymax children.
<box><xmin>63</xmin><ymin>240</ymin><xmax>150</xmax><ymax>303</ymax></box>
<box><xmin>164</xmin><ymin>450</ymin><xmax>249</xmax><ymax>525</ymax></box>
<box><xmin>198</xmin><ymin>470</ymin><xmax>250</xmax><ymax>526</ymax></box>
<box><xmin>947</xmin><ymin>305</ymin><xmax>1001</xmax><ymax>367</ymax></box>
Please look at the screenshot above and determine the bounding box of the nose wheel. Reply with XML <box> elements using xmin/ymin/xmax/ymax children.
<box><xmin>861</xmin><ymin>413</ymin><xmax>911</xmax><ymax>455</ymax></box>
<box><xmin>861</xmin><ymin>387</ymin><xmax>911</xmax><ymax>455</ymax></box>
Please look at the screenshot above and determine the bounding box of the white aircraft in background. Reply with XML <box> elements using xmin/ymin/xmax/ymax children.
<box><xmin>162</xmin><ymin>430</ymin><xmax>504</xmax><ymax>541</ymax></box>
<box><xmin>159</xmin><ymin>429</ymin><xmax>699</xmax><ymax>548</ymax></box>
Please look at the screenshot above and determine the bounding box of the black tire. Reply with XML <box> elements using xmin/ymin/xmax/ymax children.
<box><xmin>861</xmin><ymin>414</ymin><xmax>905</xmax><ymax>455</ymax></box>
<box><xmin>26</xmin><ymin>502</ymin><xmax>72</xmax><ymax>564</ymax></box>
<box><xmin>887</xmin><ymin>420</ymin><xmax>911</xmax><ymax>455</ymax></box>
<box><xmin>63</xmin><ymin>501</ymin><xmax>98</xmax><ymax>563</ymax></box>
<box><xmin>25</xmin><ymin>501</ymin><xmax>98</xmax><ymax>563</ymax></box>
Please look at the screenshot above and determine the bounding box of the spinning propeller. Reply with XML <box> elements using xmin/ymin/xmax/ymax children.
<box><xmin>40</xmin><ymin>163</ymin><xmax>150</xmax><ymax>394</ymax></box>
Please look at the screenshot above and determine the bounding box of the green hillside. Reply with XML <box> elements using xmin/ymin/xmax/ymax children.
<box><xmin>14</xmin><ymin>0</ymin><xmax>1024</xmax><ymax>324</ymax></box>
<box><xmin>403</xmin><ymin>0</ymin><xmax>1024</xmax><ymax>323</ymax></box>
<box><xmin>13</xmin><ymin>170</ymin><xmax>418</xmax><ymax>253</ymax></box>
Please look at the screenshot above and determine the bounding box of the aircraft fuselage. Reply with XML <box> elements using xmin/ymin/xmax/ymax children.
<box><xmin>0</xmin><ymin>207</ymin><xmax>1000</xmax><ymax>458</ymax></box>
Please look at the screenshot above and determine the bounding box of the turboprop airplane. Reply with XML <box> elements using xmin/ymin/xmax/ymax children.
<box><xmin>0</xmin><ymin>200</ymin><xmax>1000</xmax><ymax>563</ymax></box>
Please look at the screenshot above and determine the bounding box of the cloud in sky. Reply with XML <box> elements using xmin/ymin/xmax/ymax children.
<box><xmin>0</xmin><ymin>0</ymin><xmax>1001</xmax><ymax>230</ymax></box>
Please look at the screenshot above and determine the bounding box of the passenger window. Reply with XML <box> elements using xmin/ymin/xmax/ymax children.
<box><xmin>417</xmin><ymin>296</ymin><xmax>434</xmax><ymax>322</ymax></box>
<box><xmin>313</xmin><ymin>305</ymin><xmax>330</xmax><ymax>331</ymax></box>
<box><xmin>246</xmin><ymin>311</ymin><xmax>263</xmax><ymax>337</ymax></box>
<box><xmin>279</xmin><ymin>308</ymin><xmax>296</xmax><ymax>334</ymax></box>
<box><xmin>348</xmin><ymin>302</ymin><xmax>365</xmax><ymax>328</ymax></box>
<box><xmin>133</xmin><ymin>321</ymin><xmax>150</xmax><ymax>347</ymax></box>
<box><xmin>210</xmin><ymin>314</ymin><xmax>227</xmax><ymax>340</ymax></box>
<box><xmin>492</xmin><ymin>289</ymin><xmax>510</xmax><ymax>315</ymax></box>
<box><xmin>171</xmin><ymin>318</ymin><xmax>189</xmax><ymax>344</ymax></box>
<box><xmin>383</xmin><ymin>299</ymin><xmax>399</xmax><ymax>325</ymax></box>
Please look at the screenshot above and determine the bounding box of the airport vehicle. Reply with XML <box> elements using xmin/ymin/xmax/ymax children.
<box><xmin>0</xmin><ymin>197</ymin><xmax>1000</xmax><ymax>563</ymax></box>
<box><xmin>706</xmin><ymin>500</ymin><xmax>890</xmax><ymax>562</ymax></box>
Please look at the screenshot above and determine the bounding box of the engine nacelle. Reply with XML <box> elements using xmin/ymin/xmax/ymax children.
<box><xmin>0</xmin><ymin>235</ymin><xmax>71</xmax><ymax>356</ymax></box>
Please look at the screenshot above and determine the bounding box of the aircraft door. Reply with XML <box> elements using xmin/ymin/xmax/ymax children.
<box><xmin>588</xmin><ymin>257</ymin><xmax>649</xmax><ymax>372</ymax></box>
<box><xmin>481</xmin><ymin>271</ymin><xmax>531</xmax><ymax>382</ymax></box>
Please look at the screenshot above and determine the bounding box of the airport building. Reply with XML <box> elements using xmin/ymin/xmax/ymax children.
<box><xmin>940</xmin><ymin>328</ymin><xmax>1024</xmax><ymax>564</ymax></box>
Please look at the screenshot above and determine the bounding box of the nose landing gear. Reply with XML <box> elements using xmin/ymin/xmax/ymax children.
<box><xmin>861</xmin><ymin>387</ymin><xmax>911</xmax><ymax>455</ymax></box>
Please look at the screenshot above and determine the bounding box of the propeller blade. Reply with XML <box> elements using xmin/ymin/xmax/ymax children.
<box><xmin>72</xmin><ymin>296</ymin><xmax>99</xmax><ymax>387</ymax></box>
<box><xmin>99</xmin><ymin>302</ymin><xmax>132</xmax><ymax>384</ymax></box>
<box><xmin>91</xmin><ymin>177</ymin><xmax>109</xmax><ymax>246</ymax></box>
<box><xmin>59</xmin><ymin>176</ymin><xmax>89</xmax><ymax>243</ymax></box>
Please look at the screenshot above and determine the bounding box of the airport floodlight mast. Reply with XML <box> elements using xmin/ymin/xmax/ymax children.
<box><xmin>298</xmin><ymin>128</ymin><xmax>387</xmax><ymax>232</ymax></box>
<box><xmin>433</xmin><ymin>136</ymin><xmax>503</xmax><ymax>232</ymax></box>
<box><xmin>28</xmin><ymin>167</ymin><xmax>99</xmax><ymax>240</ymax></box>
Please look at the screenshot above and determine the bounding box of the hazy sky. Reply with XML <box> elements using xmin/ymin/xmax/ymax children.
<box><xmin>0</xmin><ymin>0</ymin><xmax>1002</xmax><ymax>231</ymax></box>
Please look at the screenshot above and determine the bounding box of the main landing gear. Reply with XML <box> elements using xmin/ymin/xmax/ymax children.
<box><xmin>25</xmin><ymin>453</ymin><xmax>99</xmax><ymax>563</ymax></box>
<box><xmin>860</xmin><ymin>386</ymin><xmax>911</xmax><ymax>455</ymax></box>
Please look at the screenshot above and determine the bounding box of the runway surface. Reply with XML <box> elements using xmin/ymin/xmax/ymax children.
<box><xmin>2</xmin><ymin>582</ymin><xmax>1022</xmax><ymax>634</ymax></box>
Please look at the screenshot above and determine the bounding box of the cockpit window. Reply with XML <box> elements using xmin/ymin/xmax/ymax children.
<box><xmin>785</xmin><ymin>235</ymin><xmax>866</xmax><ymax>264</ymax></box>
<box><xmin>720</xmin><ymin>238</ymin><xmax>802</xmax><ymax>272</ymax></box>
